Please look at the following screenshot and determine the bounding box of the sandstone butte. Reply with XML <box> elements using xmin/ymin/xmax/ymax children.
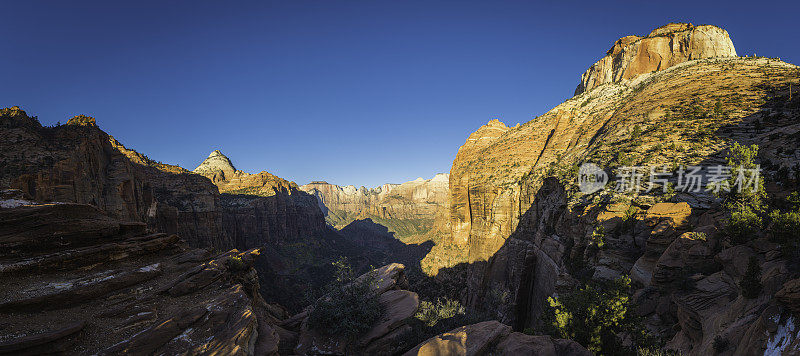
<box><xmin>417</xmin><ymin>22</ymin><xmax>800</xmax><ymax>355</ymax></box>
<box><xmin>574</xmin><ymin>22</ymin><xmax>737</xmax><ymax>95</ymax></box>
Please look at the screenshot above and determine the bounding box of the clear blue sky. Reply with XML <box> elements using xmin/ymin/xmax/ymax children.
<box><xmin>2</xmin><ymin>1</ymin><xmax>798</xmax><ymax>187</ymax></box>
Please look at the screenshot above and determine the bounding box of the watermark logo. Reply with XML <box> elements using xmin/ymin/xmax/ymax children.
<box><xmin>577</xmin><ymin>163</ymin><xmax>761</xmax><ymax>195</ymax></box>
<box><xmin>578</xmin><ymin>163</ymin><xmax>609</xmax><ymax>194</ymax></box>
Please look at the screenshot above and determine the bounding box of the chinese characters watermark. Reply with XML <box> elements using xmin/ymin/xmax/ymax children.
<box><xmin>578</xmin><ymin>163</ymin><xmax>761</xmax><ymax>195</ymax></box>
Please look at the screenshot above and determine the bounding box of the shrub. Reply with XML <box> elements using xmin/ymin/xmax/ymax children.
<box><xmin>414</xmin><ymin>298</ymin><xmax>465</xmax><ymax>327</ymax></box>
<box><xmin>543</xmin><ymin>276</ymin><xmax>653</xmax><ymax>354</ymax></box>
<box><xmin>225</xmin><ymin>256</ymin><xmax>248</xmax><ymax>271</ymax></box>
<box><xmin>726</xmin><ymin>202</ymin><xmax>763</xmax><ymax>245</ymax></box>
<box><xmin>713</xmin><ymin>100</ymin><xmax>727</xmax><ymax>119</ymax></box>
<box><xmin>768</xmin><ymin>209</ymin><xmax>800</xmax><ymax>243</ymax></box>
<box><xmin>587</xmin><ymin>226</ymin><xmax>606</xmax><ymax>256</ymax></box>
<box><xmin>631</xmin><ymin>125</ymin><xmax>643</xmax><ymax>141</ymax></box>
<box><xmin>687</xmin><ymin>232</ymin><xmax>707</xmax><ymax>241</ymax></box>
<box><xmin>722</xmin><ymin>142</ymin><xmax>765</xmax><ymax>210</ymax></box>
<box><xmin>739</xmin><ymin>256</ymin><xmax>762</xmax><ymax>299</ymax></box>
<box><xmin>768</xmin><ymin>209</ymin><xmax>800</xmax><ymax>270</ymax></box>
<box><xmin>307</xmin><ymin>258</ymin><xmax>382</xmax><ymax>338</ymax></box>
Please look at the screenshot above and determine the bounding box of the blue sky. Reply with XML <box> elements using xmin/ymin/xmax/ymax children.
<box><xmin>2</xmin><ymin>1</ymin><xmax>798</xmax><ymax>187</ymax></box>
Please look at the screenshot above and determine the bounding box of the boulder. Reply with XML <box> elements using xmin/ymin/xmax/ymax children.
<box><xmin>403</xmin><ymin>321</ymin><xmax>512</xmax><ymax>356</ymax></box>
<box><xmin>294</xmin><ymin>264</ymin><xmax>419</xmax><ymax>355</ymax></box>
<box><xmin>403</xmin><ymin>321</ymin><xmax>592</xmax><ymax>356</ymax></box>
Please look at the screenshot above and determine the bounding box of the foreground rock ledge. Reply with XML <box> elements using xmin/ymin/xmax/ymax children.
<box><xmin>0</xmin><ymin>202</ymin><xmax>285</xmax><ymax>355</ymax></box>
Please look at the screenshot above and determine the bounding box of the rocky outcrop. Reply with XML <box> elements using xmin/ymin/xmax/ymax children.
<box><xmin>574</xmin><ymin>23</ymin><xmax>737</xmax><ymax>95</ymax></box>
<box><xmin>0</xmin><ymin>201</ymin><xmax>285</xmax><ymax>355</ymax></box>
<box><xmin>292</xmin><ymin>263</ymin><xmax>420</xmax><ymax>355</ymax></box>
<box><xmin>300</xmin><ymin>174</ymin><xmax>450</xmax><ymax>243</ymax></box>
<box><xmin>427</xmin><ymin>23</ymin><xmax>800</xmax><ymax>354</ymax></box>
<box><xmin>192</xmin><ymin>150</ymin><xmax>328</xmax><ymax>247</ymax></box>
<box><xmin>193</xmin><ymin>149</ymin><xmax>236</xmax><ymax>184</ymax></box>
<box><xmin>402</xmin><ymin>320</ymin><xmax>591</xmax><ymax>356</ymax></box>
<box><xmin>0</xmin><ymin>107</ymin><xmax>226</xmax><ymax>249</ymax></box>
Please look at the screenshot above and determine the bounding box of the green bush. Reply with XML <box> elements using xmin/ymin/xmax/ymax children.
<box><xmin>721</xmin><ymin>142</ymin><xmax>766</xmax><ymax>210</ymax></box>
<box><xmin>543</xmin><ymin>276</ymin><xmax>653</xmax><ymax>354</ymax></box>
<box><xmin>726</xmin><ymin>202</ymin><xmax>763</xmax><ymax>245</ymax></box>
<box><xmin>225</xmin><ymin>256</ymin><xmax>248</xmax><ymax>271</ymax></box>
<box><xmin>414</xmin><ymin>298</ymin><xmax>465</xmax><ymax>327</ymax></box>
<box><xmin>768</xmin><ymin>209</ymin><xmax>800</xmax><ymax>269</ymax></box>
<box><xmin>631</xmin><ymin>125</ymin><xmax>643</xmax><ymax>142</ymax></box>
<box><xmin>587</xmin><ymin>226</ymin><xmax>606</xmax><ymax>256</ymax></box>
<box><xmin>768</xmin><ymin>209</ymin><xmax>800</xmax><ymax>243</ymax></box>
<box><xmin>739</xmin><ymin>256</ymin><xmax>762</xmax><ymax>299</ymax></box>
<box><xmin>307</xmin><ymin>258</ymin><xmax>382</xmax><ymax>338</ymax></box>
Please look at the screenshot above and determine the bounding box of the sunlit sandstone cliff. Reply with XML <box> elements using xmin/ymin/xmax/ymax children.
<box><xmin>300</xmin><ymin>174</ymin><xmax>450</xmax><ymax>243</ymax></box>
<box><xmin>575</xmin><ymin>23</ymin><xmax>737</xmax><ymax>95</ymax></box>
<box><xmin>423</xmin><ymin>23</ymin><xmax>800</xmax><ymax>354</ymax></box>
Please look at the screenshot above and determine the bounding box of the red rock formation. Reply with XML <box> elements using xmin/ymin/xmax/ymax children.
<box><xmin>575</xmin><ymin>23</ymin><xmax>737</xmax><ymax>95</ymax></box>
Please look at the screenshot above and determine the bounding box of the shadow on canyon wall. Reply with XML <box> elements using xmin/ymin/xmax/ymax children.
<box><xmin>421</xmin><ymin>82</ymin><xmax>800</xmax><ymax>335</ymax></box>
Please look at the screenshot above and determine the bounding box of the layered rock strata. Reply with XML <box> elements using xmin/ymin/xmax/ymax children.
<box><xmin>0</xmin><ymin>107</ymin><xmax>225</xmax><ymax>248</ymax></box>
<box><xmin>0</xmin><ymin>201</ymin><xmax>285</xmax><ymax>355</ymax></box>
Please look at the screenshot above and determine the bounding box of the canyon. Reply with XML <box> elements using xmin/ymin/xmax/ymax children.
<box><xmin>299</xmin><ymin>173</ymin><xmax>450</xmax><ymax>244</ymax></box>
<box><xmin>422</xmin><ymin>22</ymin><xmax>800</xmax><ymax>355</ymax></box>
<box><xmin>2</xmin><ymin>22</ymin><xmax>800</xmax><ymax>355</ymax></box>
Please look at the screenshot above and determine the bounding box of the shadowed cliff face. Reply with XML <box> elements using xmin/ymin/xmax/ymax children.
<box><xmin>0</xmin><ymin>108</ymin><xmax>227</xmax><ymax>249</ymax></box>
<box><xmin>299</xmin><ymin>174</ymin><xmax>450</xmax><ymax>244</ymax></box>
<box><xmin>431</xmin><ymin>56</ymin><xmax>799</xmax><ymax>273</ymax></box>
<box><xmin>191</xmin><ymin>152</ymin><xmax>331</xmax><ymax>248</ymax></box>
<box><xmin>424</xmin><ymin>35</ymin><xmax>800</xmax><ymax>352</ymax></box>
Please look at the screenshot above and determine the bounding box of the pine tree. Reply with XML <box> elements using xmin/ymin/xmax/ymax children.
<box><xmin>740</xmin><ymin>256</ymin><xmax>762</xmax><ymax>299</ymax></box>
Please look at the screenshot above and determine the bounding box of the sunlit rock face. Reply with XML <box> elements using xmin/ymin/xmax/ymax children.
<box><xmin>192</xmin><ymin>150</ymin><xmax>328</xmax><ymax>246</ymax></box>
<box><xmin>300</xmin><ymin>174</ymin><xmax>450</xmax><ymax>244</ymax></box>
<box><xmin>574</xmin><ymin>23</ymin><xmax>737</xmax><ymax>95</ymax></box>
<box><xmin>426</xmin><ymin>21</ymin><xmax>800</xmax><ymax>353</ymax></box>
<box><xmin>193</xmin><ymin>149</ymin><xmax>236</xmax><ymax>184</ymax></box>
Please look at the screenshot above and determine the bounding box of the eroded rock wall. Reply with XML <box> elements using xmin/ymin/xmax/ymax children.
<box><xmin>575</xmin><ymin>23</ymin><xmax>736</xmax><ymax>95</ymax></box>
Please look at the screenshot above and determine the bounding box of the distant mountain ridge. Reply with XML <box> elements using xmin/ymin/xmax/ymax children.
<box><xmin>300</xmin><ymin>174</ymin><xmax>450</xmax><ymax>244</ymax></box>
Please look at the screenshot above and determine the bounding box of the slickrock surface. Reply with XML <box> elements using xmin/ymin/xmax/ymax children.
<box><xmin>575</xmin><ymin>23</ymin><xmax>736</xmax><ymax>95</ymax></box>
<box><xmin>402</xmin><ymin>320</ymin><xmax>591</xmax><ymax>356</ymax></box>
<box><xmin>0</xmin><ymin>202</ymin><xmax>285</xmax><ymax>355</ymax></box>
<box><xmin>424</xmin><ymin>24</ymin><xmax>800</xmax><ymax>354</ymax></box>
<box><xmin>300</xmin><ymin>174</ymin><xmax>450</xmax><ymax>243</ymax></box>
